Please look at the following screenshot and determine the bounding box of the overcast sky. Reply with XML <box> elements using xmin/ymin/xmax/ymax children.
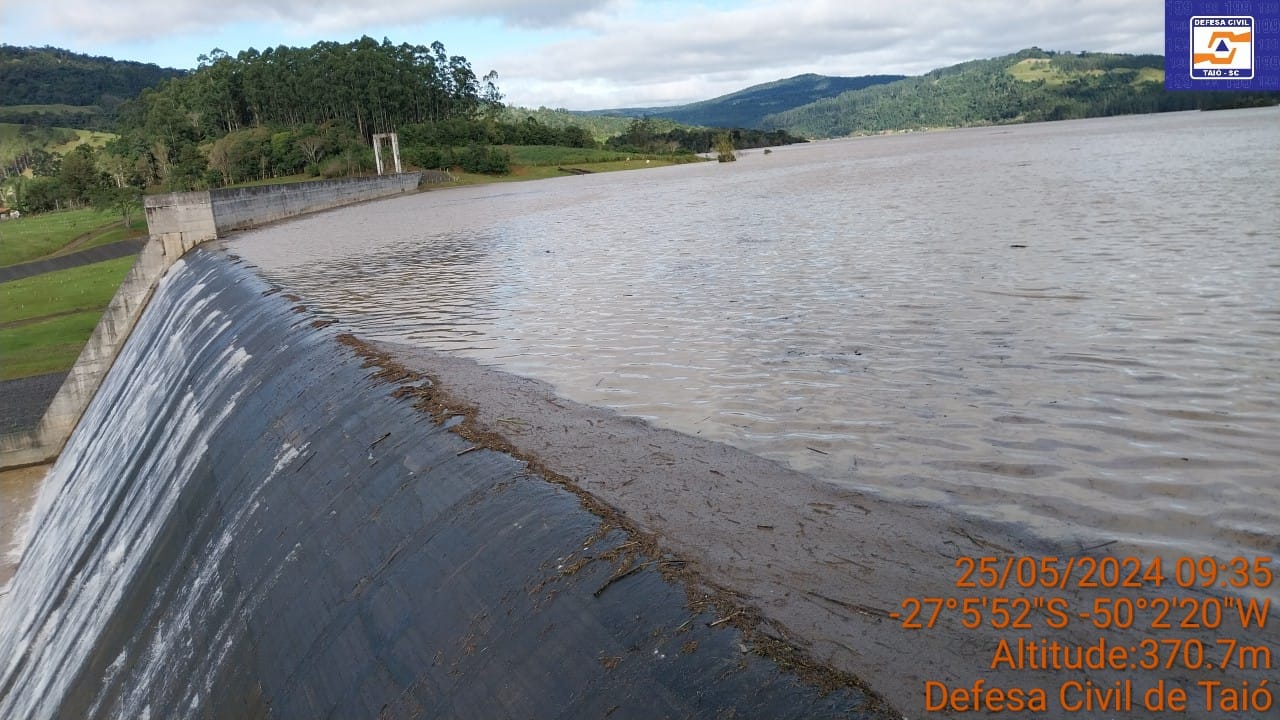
<box><xmin>3</xmin><ymin>0</ymin><xmax>1165</xmax><ymax>109</ymax></box>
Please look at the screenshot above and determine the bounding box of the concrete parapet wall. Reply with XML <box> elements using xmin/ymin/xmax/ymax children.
<box><xmin>144</xmin><ymin>190</ymin><xmax>217</xmax><ymax>242</ymax></box>
<box><xmin>209</xmin><ymin>173</ymin><xmax>420</xmax><ymax>233</ymax></box>
<box><xmin>0</xmin><ymin>174</ymin><xmax>423</xmax><ymax>469</ymax></box>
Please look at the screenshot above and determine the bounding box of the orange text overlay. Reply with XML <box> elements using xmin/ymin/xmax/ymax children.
<box><xmin>923</xmin><ymin>678</ymin><xmax>1272</xmax><ymax>714</ymax></box>
<box><xmin>900</xmin><ymin>555</ymin><xmax>1276</xmax><ymax>715</ymax></box>
<box><xmin>952</xmin><ymin>555</ymin><xmax>1272</xmax><ymax>591</ymax></box>
<box><xmin>891</xmin><ymin>594</ymin><xmax>1270</xmax><ymax>631</ymax></box>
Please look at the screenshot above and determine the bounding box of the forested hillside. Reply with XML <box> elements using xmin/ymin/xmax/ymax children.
<box><xmin>2</xmin><ymin>36</ymin><xmax>506</xmax><ymax>212</ymax></box>
<box><xmin>584</xmin><ymin>73</ymin><xmax>905</xmax><ymax>129</ymax></box>
<box><xmin>6</xmin><ymin>41</ymin><xmax>1277</xmax><ymax>218</ymax></box>
<box><xmin>3</xmin><ymin>36</ymin><xmax>727</xmax><ymax>216</ymax></box>
<box><xmin>0</xmin><ymin>46</ymin><xmax>184</xmax><ymax>126</ymax></box>
<box><xmin>764</xmin><ymin>49</ymin><xmax>1280</xmax><ymax>137</ymax></box>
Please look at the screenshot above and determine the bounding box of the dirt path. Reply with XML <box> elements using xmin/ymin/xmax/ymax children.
<box><xmin>49</xmin><ymin>221</ymin><xmax>126</xmax><ymax>258</ymax></box>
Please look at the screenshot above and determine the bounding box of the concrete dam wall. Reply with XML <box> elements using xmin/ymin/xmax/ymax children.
<box><xmin>0</xmin><ymin>251</ymin><xmax>890</xmax><ymax>719</ymax></box>
<box><xmin>0</xmin><ymin>174</ymin><xmax>423</xmax><ymax>469</ymax></box>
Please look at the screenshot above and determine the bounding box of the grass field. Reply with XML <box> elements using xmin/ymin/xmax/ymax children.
<box><xmin>50</xmin><ymin>129</ymin><xmax>117</xmax><ymax>154</ymax></box>
<box><xmin>79</xmin><ymin>223</ymin><xmax>145</xmax><ymax>251</ymax></box>
<box><xmin>0</xmin><ymin>208</ymin><xmax>122</xmax><ymax>266</ymax></box>
<box><xmin>0</xmin><ymin>255</ymin><xmax>135</xmax><ymax>380</ymax></box>
<box><xmin>1133</xmin><ymin>67</ymin><xmax>1165</xmax><ymax>84</ymax></box>
<box><xmin>0</xmin><ymin>309</ymin><xmax>105</xmax><ymax>380</ymax></box>
<box><xmin>0</xmin><ymin>255</ymin><xmax>135</xmax><ymax>324</ymax></box>
<box><xmin>505</xmin><ymin>145</ymin><xmax>675</xmax><ymax>166</ymax></box>
<box><xmin>1008</xmin><ymin>58</ymin><xmax>1164</xmax><ymax>87</ymax></box>
<box><xmin>447</xmin><ymin>156</ymin><xmax>695</xmax><ymax>186</ymax></box>
<box><xmin>0</xmin><ymin>122</ymin><xmax>114</xmax><ymax>167</ymax></box>
<box><xmin>0</xmin><ymin>105</ymin><xmax>101</xmax><ymax>120</ymax></box>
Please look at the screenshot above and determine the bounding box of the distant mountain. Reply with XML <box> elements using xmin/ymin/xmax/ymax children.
<box><xmin>581</xmin><ymin>73</ymin><xmax>906</xmax><ymax>129</ymax></box>
<box><xmin>0</xmin><ymin>45</ymin><xmax>185</xmax><ymax>124</ymax></box>
<box><xmin>762</xmin><ymin>48</ymin><xmax>1280</xmax><ymax>138</ymax></box>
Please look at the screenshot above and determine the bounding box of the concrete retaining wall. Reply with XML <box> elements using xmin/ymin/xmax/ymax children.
<box><xmin>0</xmin><ymin>173</ymin><xmax>423</xmax><ymax>469</ymax></box>
<box><xmin>209</xmin><ymin>173</ymin><xmax>421</xmax><ymax>233</ymax></box>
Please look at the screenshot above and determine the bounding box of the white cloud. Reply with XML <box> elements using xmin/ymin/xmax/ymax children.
<box><xmin>495</xmin><ymin>0</ymin><xmax>1166</xmax><ymax>108</ymax></box>
<box><xmin>29</xmin><ymin>0</ymin><xmax>617</xmax><ymax>43</ymax></box>
<box><xmin>13</xmin><ymin>0</ymin><xmax>1168</xmax><ymax>109</ymax></box>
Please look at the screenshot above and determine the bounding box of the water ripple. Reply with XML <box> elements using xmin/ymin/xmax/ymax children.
<box><xmin>229</xmin><ymin>109</ymin><xmax>1280</xmax><ymax>559</ymax></box>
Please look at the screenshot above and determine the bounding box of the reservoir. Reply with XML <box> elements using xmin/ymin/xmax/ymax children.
<box><xmin>3</xmin><ymin>108</ymin><xmax>1275</xmax><ymax>720</ymax></box>
<box><xmin>229</xmin><ymin>108</ymin><xmax>1280</xmax><ymax>563</ymax></box>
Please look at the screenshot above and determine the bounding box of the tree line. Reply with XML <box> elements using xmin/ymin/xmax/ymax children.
<box><xmin>93</xmin><ymin>36</ymin><xmax>501</xmax><ymax>190</ymax></box>
<box><xmin>0</xmin><ymin>36</ymin><xmax>510</xmax><ymax>212</ymax></box>
<box><xmin>0</xmin><ymin>45</ymin><xmax>184</xmax><ymax>120</ymax></box>
<box><xmin>603</xmin><ymin>118</ymin><xmax>806</xmax><ymax>154</ymax></box>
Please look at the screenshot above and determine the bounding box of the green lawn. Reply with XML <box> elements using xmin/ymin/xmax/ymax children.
<box><xmin>0</xmin><ymin>255</ymin><xmax>136</xmax><ymax>380</ymax></box>
<box><xmin>0</xmin><ymin>309</ymin><xmax>104</xmax><ymax>380</ymax></box>
<box><xmin>0</xmin><ymin>255</ymin><xmax>135</xmax><ymax>325</ymax></box>
<box><xmin>0</xmin><ymin>208</ymin><xmax>122</xmax><ymax>266</ymax></box>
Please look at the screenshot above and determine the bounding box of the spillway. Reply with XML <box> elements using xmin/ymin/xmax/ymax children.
<box><xmin>0</xmin><ymin>250</ymin><xmax>889</xmax><ymax>719</ymax></box>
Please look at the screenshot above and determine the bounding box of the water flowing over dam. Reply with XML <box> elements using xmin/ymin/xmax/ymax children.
<box><xmin>0</xmin><ymin>251</ymin><xmax>888</xmax><ymax>719</ymax></box>
<box><xmin>3</xmin><ymin>110</ymin><xmax>1276</xmax><ymax>719</ymax></box>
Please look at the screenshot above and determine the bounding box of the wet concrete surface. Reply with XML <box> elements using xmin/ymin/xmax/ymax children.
<box><xmin>0</xmin><ymin>251</ymin><xmax>897</xmax><ymax>719</ymax></box>
<box><xmin>370</xmin><ymin>339</ymin><xmax>1280</xmax><ymax>720</ymax></box>
<box><xmin>5</xmin><ymin>247</ymin><xmax>1274</xmax><ymax>719</ymax></box>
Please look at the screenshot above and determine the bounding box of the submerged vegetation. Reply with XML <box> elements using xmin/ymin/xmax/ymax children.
<box><xmin>715</xmin><ymin>133</ymin><xmax>737</xmax><ymax>163</ymax></box>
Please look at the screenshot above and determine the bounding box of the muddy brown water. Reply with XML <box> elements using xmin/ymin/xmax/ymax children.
<box><xmin>228</xmin><ymin>109</ymin><xmax>1279</xmax><ymax>563</ymax></box>
<box><xmin>0</xmin><ymin>464</ymin><xmax>47</xmax><ymax>592</ymax></box>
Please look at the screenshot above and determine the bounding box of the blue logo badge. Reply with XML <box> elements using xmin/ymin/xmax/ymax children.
<box><xmin>1166</xmin><ymin>1</ymin><xmax>1280</xmax><ymax>90</ymax></box>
